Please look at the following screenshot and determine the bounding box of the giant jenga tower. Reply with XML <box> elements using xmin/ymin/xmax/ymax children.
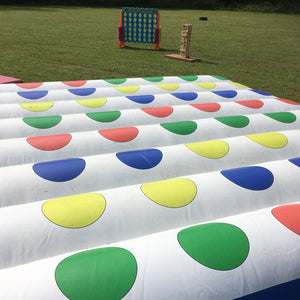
<box><xmin>180</xmin><ymin>24</ymin><xmax>192</xmax><ymax>58</ymax></box>
<box><xmin>165</xmin><ymin>24</ymin><xmax>200</xmax><ymax>62</ymax></box>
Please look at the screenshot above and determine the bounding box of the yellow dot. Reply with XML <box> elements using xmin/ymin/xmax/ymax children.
<box><xmin>76</xmin><ymin>98</ymin><xmax>107</xmax><ymax>108</ymax></box>
<box><xmin>229</xmin><ymin>82</ymin><xmax>248</xmax><ymax>88</ymax></box>
<box><xmin>141</xmin><ymin>178</ymin><xmax>197</xmax><ymax>208</ymax></box>
<box><xmin>42</xmin><ymin>193</ymin><xmax>106</xmax><ymax>228</ymax></box>
<box><xmin>246</xmin><ymin>132</ymin><xmax>288</xmax><ymax>149</ymax></box>
<box><xmin>114</xmin><ymin>85</ymin><xmax>140</xmax><ymax>93</ymax></box>
<box><xmin>186</xmin><ymin>140</ymin><xmax>229</xmax><ymax>158</ymax></box>
<box><xmin>20</xmin><ymin>102</ymin><xmax>54</xmax><ymax>112</ymax></box>
<box><xmin>155</xmin><ymin>83</ymin><xmax>180</xmax><ymax>91</ymax></box>
<box><xmin>193</xmin><ymin>82</ymin><xmax>217</xmax><ymax>89</ymax></box>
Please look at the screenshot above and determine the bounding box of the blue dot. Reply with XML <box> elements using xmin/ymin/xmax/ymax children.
<box><xmin>126</xmin><ymin>95</ymin><xmax>155</xmax><ymax>104</ymax></box>
<box><xmin>212</xmin><ymin>90</ymin><xmax>238</xmax><ymax>98</ymax></box>
<box><xmin>234</xmin><ymin>278</ymin><xmax>300</xmax><ymax>300</ymax></box>
<box><xmin>116</xmin><ymin>149</ymin><xmax>163</xmax><ymax>169</ymax></box>
<box><xmin>17</xmin><ymin>91</ymin><xmax>48</xmax><ymax>100</ymax></box>
<box><xmin>251</xmin><ymin>89</ymin><xmax>271</xmax><ymax>96</ymax></box>
<box><xmin>289</xmin><ymin>157</ymin><xmax>300</xmax><ymax>167</ymax></box>
<box><xmin>68</xmin><ymin>88</ymin><xmax>96</xmax><ymax>96</ymax></box>
<box><xmin>33</xmin><ymin>158</ymin><xmax>86</xmax><ymax>182</ymax></box>
<box><xmin>221</xmin><ymin>166</ymin><xmax>274</xmax><ymax>190</ymax></box>
<box><xmin>171</xmin><ymin>92</ymin><xmax>198</xmax><ymax>101</ymax></box>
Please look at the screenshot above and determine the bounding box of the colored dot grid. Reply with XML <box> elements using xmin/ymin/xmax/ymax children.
<box><xmin>19</xmin><ymin>110</ymin><xmax>297</xmax><ymax>133</ymax></box>
<box><xmin>33</xmin><ymin>136</ymin><xmax>298</xmax><ymax>230</ymax></box>
<box><xmin>1</xmin><ymin>75</ymin><xmax>300</xmax><ymax>300</ymax></box>
<box><xmin>8</xmin><ymin>75</ymin><xmax>228</xmax><ymax>91</ymax></box>
<box><xmin>51</xmin><ymin>203</ymin><xmax>299</xmax><ymax>299</ymax></box>
<box><xmin>6</xmin><ymin>79</ymin><xmax>257</xmax><ymax>106</ymax></box>
<box><xmin>18</xmin><ymin>96</ymin><xmax>264</xmax><ymax>113</ymax></box>
<box><xmin>39</xmin><ymin>163</ymin><xmax>280</xmax><ymax>229</ymax></box>
<box><xmin>16</xmin><ymin>98</ymin><xmax>298</xmax><ymax>123</ymax></box>
<box><xmin>26</xmin><ymin>130</ymin><xmax>289</xmax><ymax>155</ymax></box>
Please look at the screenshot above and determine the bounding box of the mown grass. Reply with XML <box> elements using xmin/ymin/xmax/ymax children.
<box><xmin>0</xmin><ymin>6</ymin><xmax>299</xmax><ymax>101</ymax></box>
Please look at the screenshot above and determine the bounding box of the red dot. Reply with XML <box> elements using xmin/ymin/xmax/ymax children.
<box><xmin>272</xmin><ymin>204</ymin><xmax>300</xmax><ymax>235</ymax></box>
<box><xmin>191</xmin><ymin>103</ymin><xmax>221</xmax><ymax>112</ymax></box>
<box><xmin>276</xmin><ymin>98</ymin><xmax>300</xmax><ymax>105</ymax></box>
<box><xmin>62</xmin><ymin>80</ymin><xmax>87</xmax><ymax>87</ymax></box>
<box><xmin>99</xmin><ymin>127</ymin><xmax>139</xmax><ymax>142</ymax></box>
<box><xmin>141</xmin><ymin>106</ymin><xmax>173</xmax><ymax>117</ymax></box>
<box><xmin>27</xmin><ymin>134</ymin><xmax>72</xmax><ymax>151</ymax></box>
<box><xmin>235</xmin><ymin>100</ymin><xmax>264</xmax><ymax>109</ymax></box>
<box><xmin>16</xmin><ymin>82</ymin><xmax>43</xmax><ymax>89</ymax></box>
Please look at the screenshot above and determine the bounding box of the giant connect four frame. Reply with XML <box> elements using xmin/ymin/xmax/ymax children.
<box><xmin>118</xmin><ymin>7</ymin><xmax>161</xmax><ymax>50</ymax></box>
<box><xmin>0</xmin><ymin>75</ymin><xmax>299</xmax><ymax>299</ymax></box>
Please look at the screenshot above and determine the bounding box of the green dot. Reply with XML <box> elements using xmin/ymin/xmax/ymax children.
<box><xmin>23</xmin><ymin>116</ymin><xmax>62</xmax><ymax>129</ymax></box>
<box><xmin>142</xmin><ymin>76</ymin><xmax>164</xmax><ymax>82</ymax></box>
<box><xmin>178</xmin><ymin>223</ymin><xmax>249</xmax><ymax>271</ymax></box>
<box><xmin>215</xmin><ymin>115</ymin><xmax>249</xmax><ymax>128</ymax></box>
<box><xmin>178</xmin><ymin>75</ymin><xmax>198</xmax><ymax>81</ymax></box>
<box><xmin>264</xmin><ymin>112</ymin><xmax>296</xmax><ymax>123</ymax></box>
<box><xmin>104</xmin><ymin>78</ymin><xmax>127</xmax><ymax>84</ymax></box>
<box><xmin>160</xmin><ymin>121</ymin><xmax>197</xmax><ymax>135</ymax></box>
<box><xmin>211</xmin><ymin>75</ymin><xmax>228</xmax><ymax>80</ymax></box>
<box><xmin>55</xmin><ymin>247</ymin><xmax>137</xmax><ymax>300</ymax></box>
<box><xmin>86</xmin><ymin>111</ymin><xmax>121</xmax><ymax>122</ymax></box>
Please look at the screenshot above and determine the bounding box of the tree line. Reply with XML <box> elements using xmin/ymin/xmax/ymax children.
<box><xmin>1</xmin><ymin>0</ymin><xmax>299</xmax><ymax>13</ymax></box>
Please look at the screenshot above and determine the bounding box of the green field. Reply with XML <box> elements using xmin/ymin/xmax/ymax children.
<box><xmin>0</xmin><ymin>6</ymin><xmax>299</xmax><ymax>101</ymax></box>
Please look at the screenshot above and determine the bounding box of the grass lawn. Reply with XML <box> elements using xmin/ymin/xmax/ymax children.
<box><xmin>0</xmin><ymin>6</ymin><xmax>299</xmax><ymax>101</ymax></box>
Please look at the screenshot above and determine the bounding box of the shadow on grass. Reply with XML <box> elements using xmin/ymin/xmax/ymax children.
<box><xmin>165</xmin><ymin>59</ymin><xmax>218</xmax><ymax>65</ymax></box>
<box><xmin>121</xmin><ymin>47</ymin><xmax>218</xmax><ymax>64</ymax></box>
<box><xmin>121</xmin><ymin>46</ymin><xmax>179</xmax><ymax>52</ymax></box>
<box><xmin>121</xmin><ymin>46</ymin><xmax>218</xmax><ymax>65</ymax></box>
<box><xmin>199</xmin><ymin>60</ymin><xmax>218</xmax><ymax>65</ymax></box>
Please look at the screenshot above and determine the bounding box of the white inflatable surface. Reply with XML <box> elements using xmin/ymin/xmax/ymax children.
<box><xmin>0</xmin><ymin>75</ymin><xmax>299</xmax><ymax>299</ymax></box>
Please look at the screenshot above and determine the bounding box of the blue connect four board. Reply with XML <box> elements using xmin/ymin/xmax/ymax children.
<box><xmin>122</xmin><ymin>7</ymin><xmax>159</xmax><ymax>44</ymax></box>
<box><xmin>118</xmin><ymin>7</ymin><xmax>161</xmax><ymax>50</ymax></box>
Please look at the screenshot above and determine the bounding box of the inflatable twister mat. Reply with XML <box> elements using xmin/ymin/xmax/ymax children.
<box><xmin>0</xmin><ymin>75</ymin><xmax>299</xmax><ymax>299</ymax></box>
